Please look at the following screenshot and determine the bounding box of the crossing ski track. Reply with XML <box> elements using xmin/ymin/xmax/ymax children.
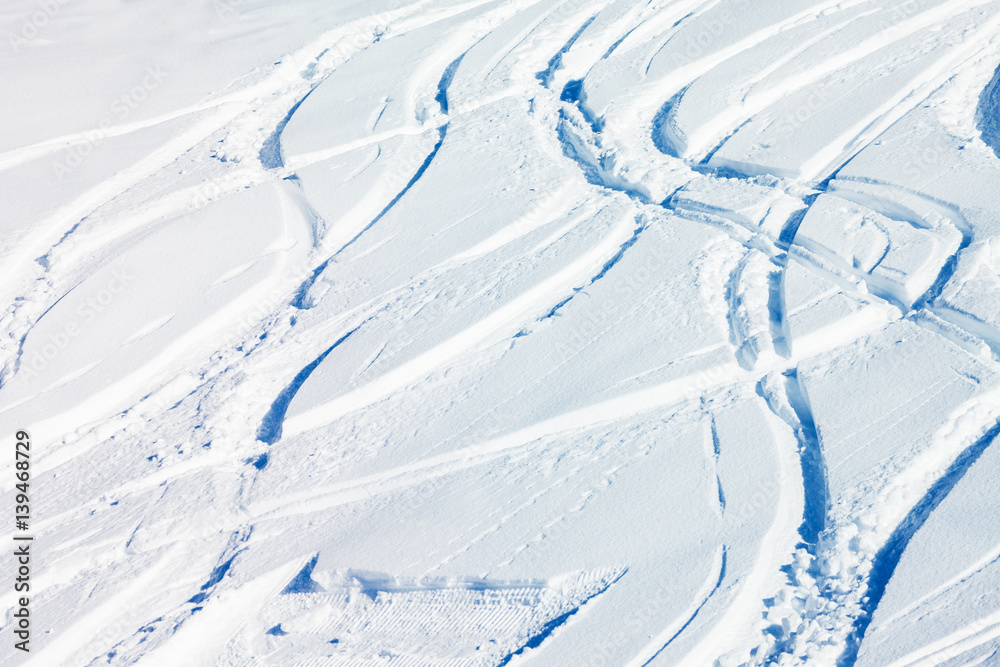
<box><xmin>3</xmin><ymin>0</ymin><xmax>1000</xmax><ymax>665</ymax></box>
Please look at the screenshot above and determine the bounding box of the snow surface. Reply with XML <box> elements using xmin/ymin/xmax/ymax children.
<box><xmin>2</xmin><ymin>0</ymin><xmax>1000</xmax><ymax>665</ymax></box>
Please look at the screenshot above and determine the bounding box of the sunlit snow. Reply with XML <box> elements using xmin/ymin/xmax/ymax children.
<box><xmin>2</xmin><ymin>0</ymin><xmax>1000</xmax><ymax>665</ymax></box>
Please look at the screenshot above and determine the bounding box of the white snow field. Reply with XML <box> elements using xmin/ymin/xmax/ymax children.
<box><xmin>2</xmin><ymin>0</ymin><xmax>1000</xmax><ymax>664</ymax></box>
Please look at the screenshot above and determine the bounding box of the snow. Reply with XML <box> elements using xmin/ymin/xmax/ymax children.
<box><xmin>792</xmin><ymin>193</ymin><xmax>962</xmax><ymax>309</ymax></box>
<box><xmin>3</xmin><ymin>1</ymin><xmax>1000</xmax><ymax>665</ymax></box>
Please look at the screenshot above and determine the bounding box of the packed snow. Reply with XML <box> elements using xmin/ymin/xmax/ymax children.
<box><xmin>2</xmin><ymin>0</ymin><xmax>1000</xmax><ymax>665</ymax></box>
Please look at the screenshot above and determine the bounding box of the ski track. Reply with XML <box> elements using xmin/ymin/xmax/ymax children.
<box><xmin>979</xmin><ymin>59</ymin><xmax>1000</xmax><ymax>160</ymax></box>
<box><xmin>6</xmin><ymin>1</ymin><xmax>1000</xmax><ymax>665</ymax></box>
<box><xmin>842</xmin><ymin>418</ymin><xmax>1000</xmax><ymax>664</ymax></box>
<box><xmin>637</xmin><ymin>547</ymin><xmax>728</xmax><ymax>667</ymax></box>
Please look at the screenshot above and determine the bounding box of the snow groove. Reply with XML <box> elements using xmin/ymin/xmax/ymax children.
<box><xmin>259</xmin><ymin>86</ymin><xmax>319</xmax><ymax>170</ymax></box>
<box><xmin>256</xmin><ymin>325</ymin><xmax>361</xmax><ymax>444</ymax></box>
<box><xmin>290</xmin><ymin>124</ymin><xmax>448</xmax><ymax>309</ymax></box>
<box><xmin>768</xmin><ymin>268</ymin><xmax>790</xmax><ymax>358</ymax></box>
<box><xmin>536</xmin><ymin>12</ymin><xmax>599</xmax><ymax>87</ymax></box>
<box><xmin>435</xmin><ymin>53</ymin><xmax>466</xmax><ymax>115</ymax></box>
<box><xmin>757</xmin><ymin>371</ymin><xmax>827</xmax><ymax>546</ymax></box>
<box><xmin>281</xmin><ymin>553</ymin><xmax>323</xmax><ymax>594</ymax></box>
<box><xmin>728</xmin><ymin>250</ymin><xmax>778</xmax><ymax>370</ymax></box>
<box><xmin>977</xmin><ymin>60</ymin><xmax>1000</xmax><ymax>160</ymax></box>
<box><xmin>651</xmin><ymin>89</ymin><xmax>686</xmax><ymax>159</ymax></box>
<box><xmin>709</xmin><ymin>414</ymin><xmax>726</xmax><ymax>513</ymax></box>
<box><xmin>334</xmin><ymin>124</ymin><xmax>449</xmax><ymax>255</ymax></box>
<box><xmin>785</xmin><ymin>372</ymin><xmax>827</xmax><ymax>545</ymax></box>
<box><xmin>555</xmin><ymin>107</ymin><xmax>649</xmax><ymax>202</ymax></box>
<box><xmin>538</xmin><ymin>214</ymin><xmax>646</xmax><ymax>321</ymax></box>
<box><xmin>639</xmin><ymin>548</ymin><xmax>728</xmax><ymax>667</ymax></box>
<box><xmin>840</xmin><ymin>419</ymin><xmax>1000</xmax><ymax>665</ymax></box>
<box><xmin>188</xmin><ymin>555</ymin><xmax>238</xmax><ymax>605</ymax></box>
<box><xmin>495</xmin><ymin>568</ymin><xmax>625</xmax><ymax>665</ymax></box>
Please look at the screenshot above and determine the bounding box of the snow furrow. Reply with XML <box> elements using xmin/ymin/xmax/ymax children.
<box><xmin>627</xmin><ymin>546</ymin><xmax>727</xmax><ymax>667</ymax></box>
<box><xmin>759</xmin><ymin>371</ymin><xmax>828</xmax><ymax>546</ymax></box>
<box><xmin>291</xmin><ymin>125</ymin><xmax>449</xmax><ymax>310</ymax></box>
<box><xmin>279</xmin><ymin>204</ymin><xmax>639</xmax><ymax>439</ymax></box>
<box><xmin>256</xmin><ymin>326</ymin><xmax>361</xmax><ymax>445</ymax></box>
<box><xmin>977</xmin><ymin>59</ymin><xmax>1000</xmax><ymax>160</ymax></box>
<box><xmin>842</xmin><ymin>419</ymin><xmax>1000</xmax><ymax>664</ymax></box>
<box><xmin>495</xmin><ymin>568</ymin><xmax>624</xmax><ymax>665</ymax></box>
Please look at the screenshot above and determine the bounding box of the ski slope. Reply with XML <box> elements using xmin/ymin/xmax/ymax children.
<box><xmin>2</xmin><ymin>0</ymin><xmax>1000</xmax><ymax>664</ymax></box>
